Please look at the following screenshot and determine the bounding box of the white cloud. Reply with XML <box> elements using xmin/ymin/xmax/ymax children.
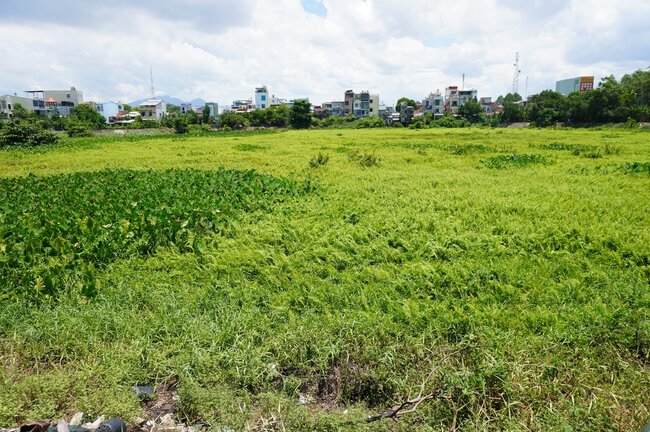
<box><xmin>0</xmin><ymin>0</ymin><xmax>648</xmax><ymax>106</ymax></box>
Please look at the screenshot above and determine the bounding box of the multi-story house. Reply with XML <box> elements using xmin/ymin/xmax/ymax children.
<box><xmin>346</xmin><ymin>91</ymin><xmax>380</xmax><ymax>118</ymax></box>
<box><xmin>96</xmin><ymin>102</ymin><xmax>123</xmax><ymax>122</ymax></box>
<box><xmin>422</xmin><ymin>90</ymin><xmax>444</xmax><ymax>117</ymax></box>
<box><xmin>444</xmin><ymin>86</ymin><xmax>478</xmax><ymax>114</ymax></box>
<box><xmin>322</xmin><ymin>101</ymin><xmax>346</xmax><ymax>117</ymax></box>
<box><xmin>255</xmin><ymin>86</ymin><xmax>269</xmax><ymax>109</ymax></box>
<box><xmin>139</xmin><ymin>99</ymin><xmax>167</xmax><ymax>121</ymax></box>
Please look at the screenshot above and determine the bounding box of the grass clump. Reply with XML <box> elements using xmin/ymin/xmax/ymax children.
<box><xmin>447</xmin><ymin>143</ymin><xmax>488</xmax><ymax>155</ymax></box>
<box><xmin>348</xmin><ymin>150</ymin><xmax>380</xmax><ymax>167</ymax></box>
<box><xmin>234</xmin><ymin>143</ymin><xmax>267</xmax><ymax>152</ymax></box>
<box><xmin>481</xmin><ymin>153</ymin><xmax>551</xmax><ymax>169</ymax></box>
<box><xmin>0</xmin><ymin>168</ymin><xmax>315</xmax><ymax>301</ymax></box>
<box><xmin>308</xmin><ymin>153</ymin><xmax>330</xmax><ymax>169</ymax></box>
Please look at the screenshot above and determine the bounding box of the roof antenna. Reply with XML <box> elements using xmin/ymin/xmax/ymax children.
<box><xmin>150</xmin><ymin>66</ymin><xmax>155</xmax><ymax>99</ymax></box>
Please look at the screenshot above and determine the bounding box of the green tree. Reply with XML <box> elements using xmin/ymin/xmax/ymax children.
<box><xmin>218</xmin><ymin>111</ymin><xmax>249</xmax><ymax>129</ymax></box>
<box><xmin>11</xmin><ymin>103</ymin><xmax>31</xmax><ymax>120</ymax></box>
<box><xmin>0</xmin><ymin>117</ymin><xmax>59</xmax><ymax>147</ymax></box>
<box><xmin>122</xmin><ymin>104</ymin><xmax>133</xmax><ymax>112</ymax></box>
<box><xmin>501</xmin><ymin>101</ymin><xmax>525</xmax><ymax>124</ymax></box>
<box><xmin>71</xmin><ymin>104</ymin><xmax>105</xmax><ymax>129</ymax></box>
<box><xmin>395</xmin><ymin>97</ymin><xmax>418</xmax><ymax>111</ymax></box>
<box><xmin>527</xmin><ymin>90</ymin><xmax>568</xmax><ymax>126</ymax></box>
<box><xmin>458</xmin><ymin>99</ymin><xmax>482</xmax><ymax>123</ymax></box>
<box><xmin>289</xmin><ymin>100</ymin><xmax>312</xmax><ymax>129</ymax></box>
<box><xmin>202</xmin><ymin>105</ymin><xmax>211</xmax><ymax>124</ymax></box>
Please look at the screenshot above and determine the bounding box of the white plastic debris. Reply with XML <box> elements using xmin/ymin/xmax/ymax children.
<box><xmin>57</xmin><ymin>419</ymin><xmax>69</xmax><ymax>432</ymax></box>
<box><xmin>69</xmin><ymin>413</ymin><xmax>84</xmax><ymax>426</ymax></box>
<box><xmin>81</xmin><ymin>416</ymin><xmax>105</xmax><ymax>431</ymax></box>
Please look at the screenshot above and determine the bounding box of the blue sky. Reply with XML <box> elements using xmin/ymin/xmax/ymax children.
<box><xmin>301</xmin><ymin>0</ymin><xmax>327</xmax><ymax>17</ymax></box>
<box><xmin>1</xmin><ymin>0</ymin><xmax>648</xmax><ymax>106</ymax></box>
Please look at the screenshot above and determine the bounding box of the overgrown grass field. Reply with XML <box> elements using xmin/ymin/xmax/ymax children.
<box><xmin>0</xmin><ymin>128</ymin><xmax>648</xmax><ymax>431</ymax></box>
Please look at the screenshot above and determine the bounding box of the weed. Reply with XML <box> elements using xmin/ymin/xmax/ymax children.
<box><xmin>348</xmin><ymin>150</ymin><xmax>380</xmax><ymax>167</ymax></box>
<box><xmin>234</xmin><ymin>143</ymin><xmax>267</xmax><ymax>152</ymax></box>
<box><xmin>618</xmin><ymin>162</ymin><xmax>650</xmax><ymax>176</ymax></box>
<box><xmin>481</xmin><ymin>153</ymin><xmax>551</xmax><ymax>169</ymax></box>
<box><xmin>308</xmin><ymin>153</ymin><xmax>330</xmax><ymax>169</ymax></box>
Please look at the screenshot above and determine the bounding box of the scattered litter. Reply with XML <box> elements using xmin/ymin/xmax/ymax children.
<box><xmin>69</xmin><ymin>414</ymin><xmax>83</xmax><ymax>427</ymax></box>
<box><xmin>19</xmin><ymin>422</ymin><xmax>50</xmax><ymax>432</ymax></box>
<box><xmin>96</xmin><ymin>419</ymin><xmax>126</xmax><ymax>432</ymax></box>
<box><xmin>81</xmin><ymin>416</ymin><xmax>104</xmax><ymax>431</ymax></box>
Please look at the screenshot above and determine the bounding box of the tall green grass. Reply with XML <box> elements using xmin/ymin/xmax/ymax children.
<box><xmin>0</xmin><ymin>128</ymin><xmax>648</xmax><ymax>431</ymax></box>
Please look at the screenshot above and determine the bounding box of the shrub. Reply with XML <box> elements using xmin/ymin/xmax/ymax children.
<box><xmin>355</xmin><ymin>117</ymin><xmax>386</xmax><ymax>129</ymax></box>
<box><xmin>0</xmin><ymin>119</ymin><xmax>59</xmax><ymax>148</ymax></box>
<box><xmin>65</xmin><ymin>119</ymin><xmax>94</xmax><ymax>137</ymax></box>
<box><xmin>430</xmin><ymin>115</ymin><xmax>469</xmax><ymax>128</ymax></box>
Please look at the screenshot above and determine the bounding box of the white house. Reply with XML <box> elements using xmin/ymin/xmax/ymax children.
<box><xmin>139</xmin><ymin>99</ymin><xmax>167</xmax><ymax>121</ymax></box>
<box><xmin>96</xmin><ymin>102</ymin><xmax>123</xmax><ymax>122</ymax></box>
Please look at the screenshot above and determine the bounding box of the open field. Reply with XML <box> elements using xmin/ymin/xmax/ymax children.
<box><xmin>0</xmin><ymin>128</ymin><xmax>649</xmax><ymax>431</ymax></box>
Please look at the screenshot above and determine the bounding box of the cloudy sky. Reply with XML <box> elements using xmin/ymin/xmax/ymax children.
<box><xmin>1</xmin><ymin>0</ymin><xmax>649</xmax><ymax>106</ymax></box>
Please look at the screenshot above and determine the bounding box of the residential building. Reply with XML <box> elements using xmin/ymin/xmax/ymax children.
<box><xmin>479</xmin><ymin>97</ymin><xmax>494</xmax><ymax>114</ymax></box>
<box><xmin>96</xmin><ymin>102</ymin><xmax>123</xmax><ymax>122</ymax></box>
<box><xmin>344</xmin><ymin>90</ymin><xmax>354</xmax><ymax>116</ymax></box>
<box><xmin>379</xmin><ymin>104</ymin><xmax>394</xmax><ymax>122</ymax></box>
<box><xmin>205</xmin><ymin>102</ymin><xmax>218</xmax><ymax>117</ymax></box>
<box><xmin>444</xmin><ymin>86</ymin><xmax>478</xmax><ymax>114</ymax></box>
<box><xmin>0</xmin><ymin>94</ymin><xmax>42</xmax><ymax>118</ymax></box>
<box><xmin>138</xmin><ymin>99</ymin><xmax>167</xmax><ymax>121</ymax></box>
<box><xmin>255</xmin><ymin>86</ymin><xmax>269</xmax><ymax>109</ymax></box>
<box><xmin>231</xmin><ymin>99</ymin><xmax>254</xmax><ymax>112</ymax></box>
<box><xmin>422</xmin><ymin>90</ymin><xmax>444</xmax><ymax>117</ymax></box>
<box><xmin>110</xmin><ymin>110</ymin><xmax>141</xmax><ymax>125</ymax></box>
<box><xmin>399</xmin><ymin>101</ymin><xmax>415</xmax><ymax>125</ymax></box>
<box><xmin>180</xmin><ymin>103</ymin><xmax>193</xmax><ymax>114</ymax></box>
<box><xmin>24</xmin><ymin>87</ymin><xmax>84</xmax><ymax>109</ymax></box>
<box><xmin>349</xmin><ymin>91</ymin><xmax>380</xmax><ymax>118</ymax></box>
<box><xmin>556</xmin><ymin>76</ymin><xmax>594</xmax><ymax>96</ymax></box>
<box><xmin>322</xmin><ymin>101</ymin><xmax>346</xmax><ymax>117</ymax></box>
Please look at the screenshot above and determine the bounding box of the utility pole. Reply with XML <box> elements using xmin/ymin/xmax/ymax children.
<box><xmin>512</xmin><ymin>52</ymin><xmax>521</xmax><ymax>95</ymax></box>
<box><xmin>150</xmin><ymin>66</ymin><xmax>155</xmax><ymax>99</ymax></box>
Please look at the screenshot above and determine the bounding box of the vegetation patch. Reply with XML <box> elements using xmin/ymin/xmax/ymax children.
<box><xmin>0</xmin><ymin>168</ymin><xmax>315</xmax><ymax>301</ymax></box>
<box><xmin>541</xmin><ymin>142</ymin><xmax>622</xmax><ymax>158</ymax></box>
<box><xmin>481</xmin><ymin>153</ymin><xmax>551</xmax><ymax>169</ymax></box>
<box><xmin>446</xmin><ymin>143</ymin><xmax>488</xmax><ymax>155</ymax></box>
<box><xmin>347</xmin><ymin>150</ymin><xmax>380</xmax><ymax>167</ymax></box>
<box><xmin>308</xmin><ymin>153</ymin><xmax>330</xmax><ymax>169</ymax></box>
<box><xmin>618</xmin><ymin>161</ymin><xmax>650</xmax><ymax>176</ymax></box>
<box><xmin>234</xmin><ymin>143</ymin><xmax>268</xmax><ymax>152</ymax></box>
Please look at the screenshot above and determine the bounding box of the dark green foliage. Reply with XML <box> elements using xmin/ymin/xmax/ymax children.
<box><xmin>247</xmin><ymin>105</ymin><xmax>290</xmax><ymax>128</ymax></box>
<box><xmin>289</xmin><ymin>100</ymin><xmax>312</xmax><ymax>129</ymax></box>
<box><xmin>0</xmin><ymin>169</ymin><xmax>315</xmax><ymax>300</ymax></box>
<box><xmin>482</xmin><ymin>154</ymin><xmax>551</xmax><ymax>169</ymax></box>
<box><xmin>65</xmin><ymin>118</ymin><xmax>94</xmax><ymax>137</ymax></box>
<box><xmin>355</xmin><ymin>116</ymin><xmax>386</xmax><ymax>128</ymax></box>
<box><xmin>0</xmin><ymin>118</ymin><xmax>59</xmax><ymax>148</ymax></box>
<box><xmin>173</xmin><ymin>116</ymin><xmax>188</xmax><ymax>134</ymax></box>
<box><xmin>71</xmin><ymin>104</ymin><xmax>106</xmax><ymax>129</ymax></box>
<box><xmin>309</xmin><ymin>153</ymin><xmax>330</xmax><ymax>168</ymax></box>
<box><xmin>218</xmin><ymin>111</ymin><xmax>249</xmax><ymax>130</ymax></box>
<box><xmin>458</xmin><ymin>99</ymin><xmax>482</xmax><ymax>123</ymax></box>
<box><xmin>618</xmin><ymin>162</ymin><xmax>650</xmax><ymax>176</ymax></box>
<box><xmin>447</xmin><ymin>143</ymin><xmax>488</xmax><ymax>155</ymax></box>
<box><xmin>395</xmin><ymin>97</ymin><xmax>418</xmax><ymax>111</ymax></box>
<box><xmin>234</xmin><ymin>143</ymin><xmax>267</xmax><ymax>151</ymax></box>
<box><xmin>430</xmin><ymin>115</ymin><xmax>469</xmax><ymax>128</ymax></box>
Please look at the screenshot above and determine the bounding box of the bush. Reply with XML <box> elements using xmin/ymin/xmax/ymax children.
<box><xmin>355</xmin><ymin>117</ymin><xmax>386</xmax><ymax>129</ymax></box>
<box><xmin>0</xmin><ymin>119</ymin><xmax>59</xmax><ymax>148</ymax></box>
<box><xmin>65</xmin><ymin>119</ymin><xmax>94</xmax><ymax>137</ymax></box>
<box><xmin>431</xmin><ymin>115</ymin><xmax>469</xmax><ymax>128</ymax></box>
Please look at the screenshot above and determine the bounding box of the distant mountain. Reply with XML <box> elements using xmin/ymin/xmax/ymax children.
<box><xmin>128</xmin><ymin>95</ymin><xmax>207</xmax><ymax>107</ymax></box>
